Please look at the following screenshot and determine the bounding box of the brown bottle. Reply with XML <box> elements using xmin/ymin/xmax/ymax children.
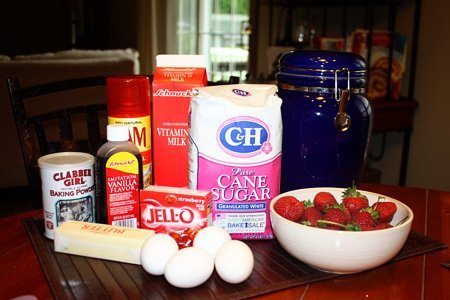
<box><xmin>95</xmin><ymin>124</ymin><xmax>143</xmax><ymax>228</ymax></box>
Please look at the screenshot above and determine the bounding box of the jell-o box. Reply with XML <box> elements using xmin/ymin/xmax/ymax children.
<box><xmin>152</xmin><ymin>55</ymin><xmax>207</xmax><ymax>187</ymax></box>
<box><xmin>140</xmin><ymin>185</ymin><xmax>211</xmax><ymax>248</ymax></box>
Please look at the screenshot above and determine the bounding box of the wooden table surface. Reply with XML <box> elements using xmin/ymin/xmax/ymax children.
<box><xmin>1</xmin><ymin>183</ymin><xmax>449</xmax><ymax>300</ymax></box>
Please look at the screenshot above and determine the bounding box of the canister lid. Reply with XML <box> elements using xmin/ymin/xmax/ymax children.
<box><xmin>38</xmin><ymin>152</ymin><xmax>94</xmax><ymax>169</ymax></box>
<box><xmin>279</xmin><ymin>50</ymin><xmax>366</xmax><ymax>73</ymax></box>
<box><xmin>277</xmin><ymin>50</ymin><xmax>367</xmax><ymax>88</ymax></box>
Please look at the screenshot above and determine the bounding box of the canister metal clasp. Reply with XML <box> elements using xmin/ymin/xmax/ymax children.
<box><xmin>334</xmin><ymin>68</ymin><xmax>351</xmax><ymax>131</ymax></box>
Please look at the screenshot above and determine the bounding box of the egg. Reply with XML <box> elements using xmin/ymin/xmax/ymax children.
<box><xmin>193</xmin><ymin>226</ymin><xmax>232</xmax><ymax>259</ymax></box>
<box><xmin>215</xmin><ymin>240</ymin><xmax>254</xmax><ymax>284</ymax></box>
<box><xmin>164</xmin><ymin>247</ymin><xmax>214</xmax><ymax>288</ymax></box>
<box><xmin>140</xmin><ymin>233</ymin><xmax>179</xmax><ymax>275</ymax></box>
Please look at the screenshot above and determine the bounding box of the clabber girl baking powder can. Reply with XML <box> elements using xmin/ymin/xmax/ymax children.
<box><xmin>38</xmin><ymin>152</ymin><xmax>95</xmax><ymax>239</ymax></box>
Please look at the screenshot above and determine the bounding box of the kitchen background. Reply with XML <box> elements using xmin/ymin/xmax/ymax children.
<box><xmin>0</xmin><ymin>0</ymin><xmax>449</xmax><ymax>192</ymax></box>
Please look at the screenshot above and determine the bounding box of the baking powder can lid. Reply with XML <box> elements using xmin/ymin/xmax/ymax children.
<box><xmin>38</xmin><ymin>152</ymin><xmax>95</xmax><ymax>169</ymax></box>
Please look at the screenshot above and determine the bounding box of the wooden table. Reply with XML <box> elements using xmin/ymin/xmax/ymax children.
<box><xmin>1</xmin><ymin>184</ymin><xmax>448</xmax><ymax>300</ymax></box>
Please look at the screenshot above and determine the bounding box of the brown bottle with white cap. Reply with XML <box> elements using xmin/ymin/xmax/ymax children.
<box><xmin>95</xmin><ymin>124</ymin><xmax>143</xmax><ymax>228</ymax></box>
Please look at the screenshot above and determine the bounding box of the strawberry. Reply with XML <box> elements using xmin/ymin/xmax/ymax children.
<box><xmin>374</xmin><ymin>223</ymin><xmax>393</xmax><ymax>230</ymax></box>
<box><xmin>313</xmin><ymin>192</ymin><xmax>337</xmax><ymax>213</ymax></box>
<box><xmin>273</xmin><ymin>196</ymin><xmax>305</xmax><ymax>222</ymax></box>
<box><xmin>300</xmin><ymin>205</ymin><xmax>323</xmax><ymax>227</ymax></box>
<box><xmin>372</xmin><ymin>198</ymin><xmax>397</xmax><ymax>224</ymax></box>
<box><xmin>335</xmin><ymin>203</ymin><xmax>352</xmax><ymax>223</ymax></box>
<box><xmin>342</xmin><ymin>183</ymin><xmax>369</xmax><ymax>217</ymax></box>
<box><xmin>352</xmin><ymin>210</ymin><xmax>376</xmax><ymax>231</ymax></box>
<box><xmin>360</xmin><ymin>225</ymin><xmax>375</xmax><ymax>231</ymax></box>
<box><xmin>320</xmin><ymin>207</ymin><xmax>349</xmax><ymax>230</ymax></box>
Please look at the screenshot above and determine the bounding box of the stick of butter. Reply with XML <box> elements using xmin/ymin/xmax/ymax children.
<box><xmin>54</xmin><ymin>221</ymin><xmax>154</xmax><ymax>264</ymax></box>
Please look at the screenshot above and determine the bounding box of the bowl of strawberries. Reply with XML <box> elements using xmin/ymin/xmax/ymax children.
<box><xmin>269</xmin><ymin>185</ymin><xmax>413</xmax><ymax>274</ymax></box>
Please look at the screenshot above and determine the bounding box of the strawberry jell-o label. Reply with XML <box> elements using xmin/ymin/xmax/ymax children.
<box><xmin>140</xmin><ymin>186</ymin><xmax>212</xmax><ymax>247</ymax></box>
<box><xmin>189</xmin><ymin>84</ymin><xmax>282</xmax><ymax>240</ymax></box>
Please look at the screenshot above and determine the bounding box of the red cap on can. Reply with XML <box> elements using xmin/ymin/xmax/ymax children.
<box><xmin>107</xmin><ymin>76</ymin><xmax>150</xmax><ymax>117</ymax></box>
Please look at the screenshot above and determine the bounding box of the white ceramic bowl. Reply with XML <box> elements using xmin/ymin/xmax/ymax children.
<box><xmin>270</xmin><ymin>187</ymin><xmax>413</xmax><ymax>274</ymax></box>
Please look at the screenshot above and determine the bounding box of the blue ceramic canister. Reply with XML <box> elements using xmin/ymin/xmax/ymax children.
<box><xmin>276</xmin><ymin>50</ymin><xmax>372</xmax><ymax>192</ymax></box>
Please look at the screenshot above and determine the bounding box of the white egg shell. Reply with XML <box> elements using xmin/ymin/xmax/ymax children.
<box><xmin>165</xmin><ymin>247</ymin><xmax>214</xmax><ymax>288</ymax></box>
<box><xmin>140</xmin><ymin>234</ymin><xmax>179</xmax><ymax>275</ymax></box>
<box><xmin>193</xmin><ymin>226</ymin><xmax>232</xmax><ymax>259</ymax></box>
<box><xmin>215</xmin><ymin>240</ymin><xmax>254</xmax><ymax>284</ymax></box>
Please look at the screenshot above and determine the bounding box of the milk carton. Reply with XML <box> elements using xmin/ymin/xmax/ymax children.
<box><xmin>188</xmin><ymin>84</ymin><xmax>282</xmax><ymax>239</ymax></box>
<box><xmin>152</xmin><ymin>55</ymin><xmax>207</xmax><ymax>187</ymax></box>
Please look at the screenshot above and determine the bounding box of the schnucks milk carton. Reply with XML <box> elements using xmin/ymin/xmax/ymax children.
<box><xmin>188</xmin><ymin>84</ymin><xmax>282</xmax><ymax>240</ymax></box>
<box><xmin>152</xmin><ymin>55</ymin><xmax>207</xmax><ymax>187</ymax></box>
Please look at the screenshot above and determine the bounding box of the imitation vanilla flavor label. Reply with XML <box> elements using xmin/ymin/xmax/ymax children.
<box><xmin>105</xmin><ymin>152</ymin><xmax>140</xmax><ymax>228</ymax></box>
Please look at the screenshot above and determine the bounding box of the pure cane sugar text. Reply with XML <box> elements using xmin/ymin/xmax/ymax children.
<box><xmin>38</xmin><ymin>152</ymin><xmax>96</xmax><ymax>239</ymax></box>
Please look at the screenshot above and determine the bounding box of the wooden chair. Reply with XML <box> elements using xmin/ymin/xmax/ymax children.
<box><xmin>7</xmin><ymin>76</ymin><xmax>108</xmax><ymax>208</ymax></box>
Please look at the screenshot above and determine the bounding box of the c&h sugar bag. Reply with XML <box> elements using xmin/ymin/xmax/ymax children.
<box><xmin>189</xmin><ymin>84</ymin><xmax>282</xmax><ymax>239</ymax></box>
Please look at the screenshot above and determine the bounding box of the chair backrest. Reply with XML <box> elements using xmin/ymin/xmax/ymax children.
<box><xmin>7</xmin><ymin>76</ymin><xmax>107</xmax><ymax>208</ymax></box>
<box><xmin>208</xmin><ymin>75</ymin><xmax>240</xmax><ymax>86</ymax></box>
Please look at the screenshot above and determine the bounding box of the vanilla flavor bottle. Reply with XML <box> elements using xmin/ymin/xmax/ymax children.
<box><xmin>95</xmin><ymin>124</ymin><xmax>143</xmax><ymax>228</ymax></box>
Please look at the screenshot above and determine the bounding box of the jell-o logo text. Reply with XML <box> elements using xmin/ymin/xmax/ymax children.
<box><xmin>145</xmin><ymin>206</ymin><xmax>195</xmax><ymax>225</ymax></box>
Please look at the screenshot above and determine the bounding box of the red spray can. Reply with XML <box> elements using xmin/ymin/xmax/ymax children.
<box><xmin>107</xmin><ymin>76</ymin><xmax>152</xmax><ymax>187</ymax></box>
